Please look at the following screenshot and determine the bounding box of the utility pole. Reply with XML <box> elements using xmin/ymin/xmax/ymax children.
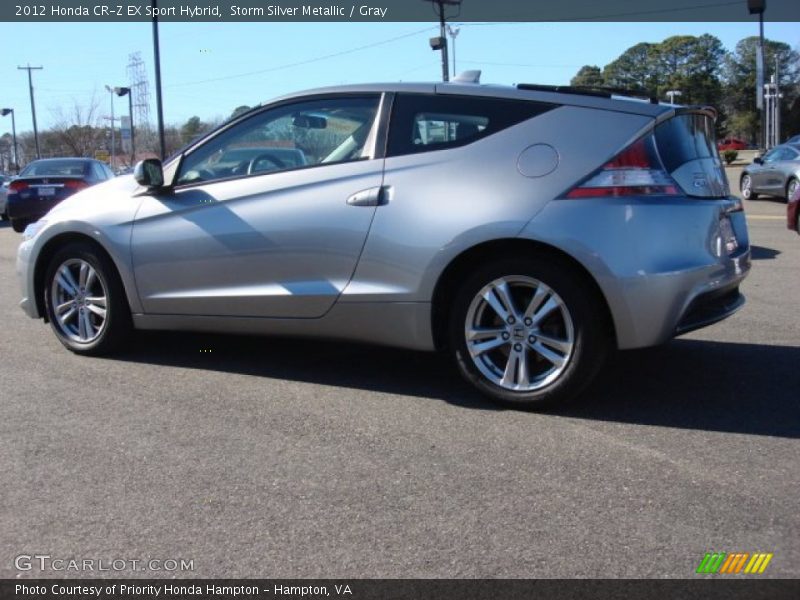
<box><xmin>152</xmin><ymin>0</ymin><xmax>166</xmax><ymax>160</ymax></box>
<box><xmin>424</xmin><ymin>1</ymin><xmax>462</xmax><ymax>83</ymax></box>
<box><xmin>17</xmin><ymin>64</ymin><xmax>43</xmax><ymax>159</ymax></box>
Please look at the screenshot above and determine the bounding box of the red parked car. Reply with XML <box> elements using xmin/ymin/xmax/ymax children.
<box><xmin>788</xmin><ymin>178</ymin><xmax>800</xmax><ymax>234</ymax></box>
<box><xmin>718</xmin><ymin>138</ymin><xmax>748</xmax><ymax>151</ymax></box>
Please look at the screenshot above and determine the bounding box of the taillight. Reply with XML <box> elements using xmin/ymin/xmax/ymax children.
<box><xmin>63</xmin><ymin>180</ymin><xmax>89</xmax><ymax>191</ymax></box>
<box><xmin>9</xmin><ymin>180</ymin><xmax>29</xmax><ymax>192</ymax></box>
<box><xmin>564</xmin><ymin>134</ymin><xmax>679</xmax><ymax>199</ymax></box>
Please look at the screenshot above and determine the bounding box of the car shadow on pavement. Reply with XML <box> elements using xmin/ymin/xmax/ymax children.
<box><xmin>563</xmin><ymin>340</ymin><xmax>799</xmax><ymax>438</ymax></box>
<box><xmin>749</xmin><ymin>245</ymin><xmax>781</xmax><ymax>260</ymax></box>
<box><xmin>115</xmin><ymin>332</ymin><xmax>799</xmax><ymax>438</ymax></box>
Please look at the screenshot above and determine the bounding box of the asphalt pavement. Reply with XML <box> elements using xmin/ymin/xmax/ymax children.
<box><xmin>0</xmin><ymin>179</ymin><xmax>798</xmax><ymax>579</ymax></box>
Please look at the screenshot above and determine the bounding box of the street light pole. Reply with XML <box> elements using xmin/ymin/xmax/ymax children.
<box><xmin>105</xmin><ymin>86</ymin><xmax>116</xmax><ymax>166</ymax></box>
<box><xmin>666</xmin><ymin>90</ymin><xmax>682</xmax><ymax>104</ymax></box>
<box><xmin>152</xmin><ymin>0</ymin><xmax>167</xmax><ymax>160</ymax></box>
<box><xmin>748</xmin><ymin>0</ymin><xmax>767</xmax><ymax>149</ymax></box>
<box><xmin>112</xmin><ymin>87</ymin><xmax>134</xmax><ymax>165</ymax></box>
<box><xmin>1</xmin><ymin>108</ymin><xmax>19</xmax><ymax>173</ymax></box>
<box><xmin>447</xmin><ymin>25</ymin><xmax>460</xmax><ymax>78</ymax></box>
<box><xmin>17</xmin><ymin>64</ymin><xmax>43</xmax><ymax>159</ymax></box>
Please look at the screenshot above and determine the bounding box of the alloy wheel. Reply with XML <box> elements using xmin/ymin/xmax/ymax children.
<box><xmin>741</xmin><ymin>175</ymin><xmax>752</xmax><ymax>199</ymax></box>
<box><xmin>788</xmin><ymin>179</ymin><xmax>798</xmax><ymax>201</ymax></box>
<box><xmin>50</xmin><ymin>258</ymin><xmax>109</xmax><ymax>343</ymax></box>
<box><xmin>464</xmin><ymin>276</ymin><xmax>575</xmax><ymax>392</ymax></box>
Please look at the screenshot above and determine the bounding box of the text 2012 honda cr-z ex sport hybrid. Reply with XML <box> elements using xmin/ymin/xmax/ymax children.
<box><xmin>16</xmin><ymin>73</ymin><xmax>750</xmax><ymax>409</ymax></box>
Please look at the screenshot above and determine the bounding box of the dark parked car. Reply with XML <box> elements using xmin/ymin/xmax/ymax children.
<box><xmin>6</xmin><ymin>158</ymin><xmax>115</xmax><ymax>232</ymax></box>
<box><xmin>739</xmin><ymin>144</ymin><xmax>800</xmax><ymax>201</ymax></box>
<box><xmin>788</xmin><ymin>178</ymin><xmax>800</xmax><ymax>234</ymax></box>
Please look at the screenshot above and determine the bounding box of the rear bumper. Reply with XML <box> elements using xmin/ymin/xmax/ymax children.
<box><xmin>6</xmin><ymin>195</ymin><xmax>58</xmax><ymax>222</ymax></box>
<box><xmin>674</xmin><ymin>283</ymin><xmax>745</xmax><ymax>336</ymax></box>
<box><xmin>521</xmin><ymin>195</ymin><xmax>751</xmax><ymax>349</ymax></box>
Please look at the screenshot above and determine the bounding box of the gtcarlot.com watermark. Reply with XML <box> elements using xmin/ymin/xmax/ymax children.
<box><xmin>14</xmin><ymin>554</ymin><xmax>195</xmax><ymax>573</ymax></box>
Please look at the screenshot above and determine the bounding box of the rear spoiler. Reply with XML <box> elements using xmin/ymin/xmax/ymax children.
<box><xmin>516</xmin><ymin>83</ymin><xmax>658</xmax><ymax>104</ymax></box>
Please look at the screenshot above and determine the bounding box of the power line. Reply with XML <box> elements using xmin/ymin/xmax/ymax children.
<box><xmin>166</xmin><ymin>26</ymin><xmax>435</xmax><ymax>88</ymax></box>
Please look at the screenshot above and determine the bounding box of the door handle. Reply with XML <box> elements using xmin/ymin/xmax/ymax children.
<box><xmin>347</xmin><ymin>186</ymin><xmax>390</xmax><ymax>207</ymax></box>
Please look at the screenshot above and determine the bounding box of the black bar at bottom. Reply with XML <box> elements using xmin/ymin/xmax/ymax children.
<box><xmin>2</xmin><ymin>579</ymin><xmax>799</xmax><ymax>600</ymax></box>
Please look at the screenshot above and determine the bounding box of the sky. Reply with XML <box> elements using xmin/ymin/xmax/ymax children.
<box><xmin>1</xmin><ymin>20</ymin><xmax>799</xmax><ymax>135</ymax></box>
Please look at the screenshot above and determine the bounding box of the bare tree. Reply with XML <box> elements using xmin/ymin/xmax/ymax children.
<box><xmin>49</xmin><ymin>94</ymin><xmax>105</xmax><ymax>157</ymax></box>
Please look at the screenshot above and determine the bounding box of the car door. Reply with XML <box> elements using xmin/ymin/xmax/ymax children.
<box><xmin>773</xmin><ymin>146</ymin><xmax>800</xmax><ymax>196</ymax></box>
<box><xmin>761</xmin><ymin>147</ymin><xmax>795</xmax><ymax>194</ymax></box>
<box><xmin>131</xmin><ymin>94</ymin><xmax>386</xmax><ymax>318</ymax></box>
<box><xmin>750</xmin><ymin>147</ymin><xmax>779</xmax><ymax>192</ymax></box>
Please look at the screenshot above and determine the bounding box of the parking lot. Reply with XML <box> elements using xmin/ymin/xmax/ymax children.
<box><xmin>0</xmin><ymin>173</ymin><xmax>798</xmax><ymax>578</ymax></box>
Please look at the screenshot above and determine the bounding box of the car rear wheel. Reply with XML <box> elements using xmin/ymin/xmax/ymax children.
<box><xmin>43</xmin><ymin>242</ymin><xmax>131</xmax><ymax>355</ymax></box>
<box><xmin>740</xmin><ymin>174</ymin><xmax>757</xmax><ymax>200</ymax></box>
<box><xmin>786</xmin><ymin>178</ymin><xmax>798</xmax><ymax>202</ymax></box>
<box><xmin>449</xmin><ymin>257</ymin><xmax>609</xmax><ymax>409</ymax></box>
<box><xmin>11</xmin><ymin>218</ymin><xmax>29</xmax><ymax>233</ymax></box>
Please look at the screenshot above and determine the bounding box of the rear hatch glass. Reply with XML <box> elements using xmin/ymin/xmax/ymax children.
<box><xmin>655</xmin><ymin>113</ymin><xmax>729</xmax><ymax>198</ymax></box>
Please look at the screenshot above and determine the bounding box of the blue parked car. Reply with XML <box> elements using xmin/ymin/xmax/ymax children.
<box><xmin>7</xmin><ymin>158</ymin><xmax>115</xmax><ymax>232</ymax></box>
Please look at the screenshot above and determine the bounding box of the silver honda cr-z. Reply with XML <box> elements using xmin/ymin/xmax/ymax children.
<box><xmin>17</xmin><ymin>74</ymin><xmax>750</xmax><ymax>408</ymax></box>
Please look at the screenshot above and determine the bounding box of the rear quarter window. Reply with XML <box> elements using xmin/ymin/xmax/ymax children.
<box><xmin>387</xmin><ymin>93</ymin><xmax>555</xmax><ymax>157</ymax></box>
<box><xmin>655</xmin><ymin>114</ymin><xmax>718</xmax><ymax>172</ymax></box>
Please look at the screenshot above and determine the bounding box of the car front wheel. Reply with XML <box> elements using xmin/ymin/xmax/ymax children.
<box><xmin>449</xmin><ymin>257</ymin><xmax>609</xmax><ymax>409</ymax></box>
<box><xmin>740</xmin><ymin>174</ymin><xmax>757</xmax><ymax>200</ymax></box>
<box><xmin>43</xmin><ymin>242</ymin><xmax>131</xmax><ymax>355</ymax></box>
<box><xmin>786</xmin><ymin>178</ymin><xmax>798</xmax><ymax>202</ymax></box>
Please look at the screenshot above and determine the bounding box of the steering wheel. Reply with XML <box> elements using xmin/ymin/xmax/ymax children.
<box><xmin>247</xmin><ymin>152</ymin><xmax>286</xmax><ymax>175</ymax></box>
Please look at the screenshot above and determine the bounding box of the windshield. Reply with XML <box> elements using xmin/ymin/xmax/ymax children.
<box><xmin>21</xmin><ymin>160</ymin><xmax>88</xmax><ymax>177</ymax></box>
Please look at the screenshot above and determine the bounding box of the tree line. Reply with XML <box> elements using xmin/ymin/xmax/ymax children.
<box><xmin>570</xmin><ymin>35</ymin><xmax>800</xmax><ymax>141</ymax></box>
<box><xmin>0</xmin><ymin>103</ymin><xmax>253</xmax><ymax>172</ymax></box>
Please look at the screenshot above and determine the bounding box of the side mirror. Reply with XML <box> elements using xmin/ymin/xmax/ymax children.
<box><xmin>753</xmin><ymin>156</ymin><xmax>763</xmax><ymax>165</ymax></box>
<box><xmin>134</xmin><ymin>159</ymin><xmax>165</xmax><ymax>188</ymax></box>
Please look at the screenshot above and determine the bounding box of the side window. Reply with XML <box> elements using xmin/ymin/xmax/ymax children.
<box><xmin>386</xmin><ymin>93</ymin><xmax>555</xmax><ymax>157</ymax></box>
<box><xmin>762</xmin><ymin>148</ymin><xmax>780</xmax><ymax>163</ymax></box>
<box><xmin>176</xmin><ymin>95</ymin><xmax>381</xmax><ymax>186</ymax></box>
<box><xmin>91</xmin><ymin>163</ymin><xmax>107</xmax><ymax>180</ymax></box>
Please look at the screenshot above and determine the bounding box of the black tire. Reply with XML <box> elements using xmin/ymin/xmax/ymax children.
<box><xmin>43</xmin><ymin>242</ymin><xmax>132</xmax><ymax>355</ymax></box>
<box><xmin>448</xmin><ymin>256</ymin><xmax>610</xmax><ymax>409</ymax></box>
<box><xmin>11</xmin><ymin>218</ymin><xmax>29</xmax><ymax>233</ymax></box>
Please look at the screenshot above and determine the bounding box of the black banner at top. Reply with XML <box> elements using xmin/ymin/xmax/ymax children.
<box><xmin>2</xmin><ymin>0</ymin><xmax>800</xmax><ymax>22</ymax></box>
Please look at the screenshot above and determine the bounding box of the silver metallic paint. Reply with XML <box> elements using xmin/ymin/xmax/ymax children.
<box><xmin>17</xmin><ymin>81</ymin><xmax>750</xmax><ymax>354</ymax></box>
